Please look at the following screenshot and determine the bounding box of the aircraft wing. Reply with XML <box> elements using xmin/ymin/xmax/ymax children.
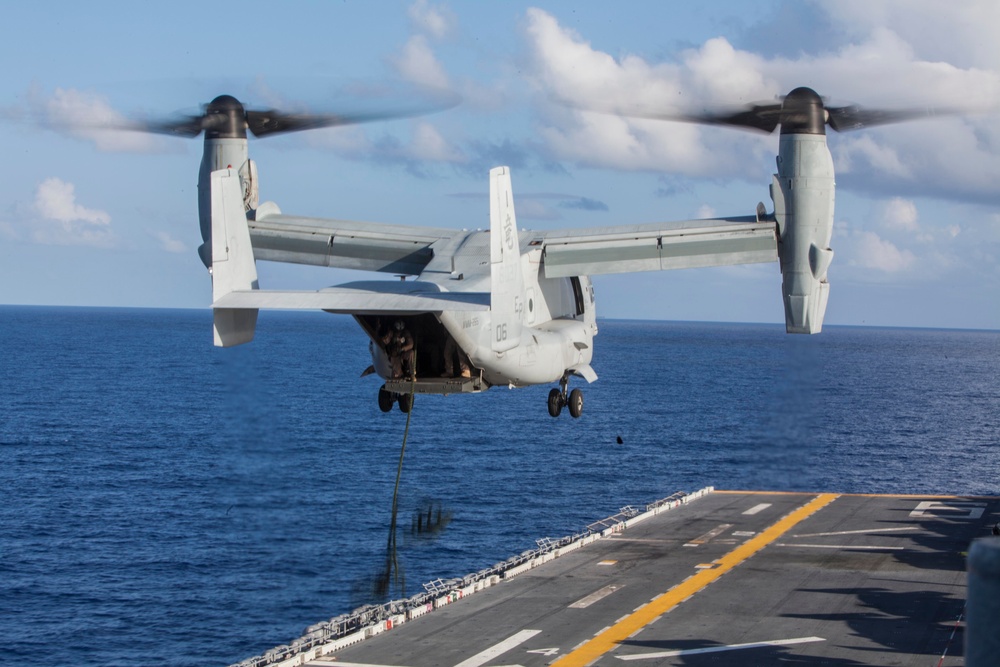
<box><xmin>248</xmin><ymin>205</ymin><xmax>458</xmax><ymax>275</ymax></box>
<box><xmin>533</xmin><ymin>215</ymin><xmax>778</xmax><ymax>278</ymax></box>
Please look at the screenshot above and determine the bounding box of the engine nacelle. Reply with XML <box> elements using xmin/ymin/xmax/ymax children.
<box><xmin>771</xmin><ymin>132</ymin><xmax>835</xmax><ymax>334</ymax></box>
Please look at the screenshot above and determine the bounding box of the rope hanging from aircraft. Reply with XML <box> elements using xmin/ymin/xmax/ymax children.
<box><xmin>375</xmin><ymin>356</ymin><xmax>417</xmax><ymax>600</ymax></box>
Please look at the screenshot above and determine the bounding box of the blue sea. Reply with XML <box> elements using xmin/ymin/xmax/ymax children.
<box><xmin>1</xmin><ymin>306</ymin><xmax>998</xmax><ymax>667</ymax></box>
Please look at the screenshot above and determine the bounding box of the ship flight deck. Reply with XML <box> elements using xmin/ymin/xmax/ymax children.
<box><xmin>242</xmin><ymin>490</ymin><xmax>999</xmax><ymax>667</ymax></box>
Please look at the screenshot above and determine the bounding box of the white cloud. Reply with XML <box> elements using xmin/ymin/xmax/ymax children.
<box><xmin>851</xmin><ymin>230</ymin><xmax>916</xmax><ymax>273</ymax></box>
<box><xmin>408</xmin><ymin>0</ymin><xmax>454</xmax><ymax>39</ymax></box>
<box><xmin>31</xmin><ymin>178</ymin><xmax>115</xmax><ymax>247</ymax></box>
<box><xmin>833</xmin><ymin>135</ymin><xmax>910</xmax><ymax>178</ymax></box>
<box><xmin>409</xmin><ymin>122</ymin><xmax>464</xmax><ymax>163</ymax></box>
<box><xmin>152</xmin><ymin>231</ymin><xmax>187</xmax><ymax>254</ymax></box>
<box><xmin>392</xmin><ymin>35</ymin><xmax>450</xmax><ymax>90</ymax></box>
<box><xmin>521</xmin><ymin>7</ymin><xmax>1000</xmax><ymax>201</ymax></box>
<box><xmin>524</xmin><ymin>10</ymin><xmax>773</xmax><ymax>177</ymax></box>
<box><xmin>822</xmin><ymin>0</ymin><xmax>1000</xmax><ymax>69</ymax></box>
<box><xmin>880</xmin><ymin>197</ymin><xmax>918</xmax><ymax>232</ymax></box>
<box><xmin>29</xmin><ymin>86</ymin><xmax>165</xmax><ymax>153</ymax></box>
<box><xmin>35</xmin><ymin>178</ymin><xmax>110</xmax><ymax>225</ymax></box>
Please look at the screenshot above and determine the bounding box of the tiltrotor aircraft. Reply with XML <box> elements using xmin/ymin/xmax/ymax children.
<box><xmin>118</xmin><ymin>87</ymin><xmax>940</xmax><ymax>417</ymax></box>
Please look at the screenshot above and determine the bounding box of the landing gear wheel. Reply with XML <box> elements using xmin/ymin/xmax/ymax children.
<box><xmin>398</xmin><ymin>393</ymin><xmax>413</xmax><ymax>414</ymax></box>
<box><xmin>568</xmin><ymin>388</ymin><xmax>583</xmax><ymax>418</ymax></box>
<box><xmin>378</xmin><ymin>385</ymin><xmax>394</xmax><ymax>413</ymax></box>
<box><xmin>547</xmin><ymin>388</ymin><xmax>563</xmax><ymax>418</ymax></box>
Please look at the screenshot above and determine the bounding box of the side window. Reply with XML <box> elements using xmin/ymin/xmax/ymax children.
<box><xmin>571</xmin><ymin>277</ymin><xmax>585</xmax><ymax>316</ymax></box>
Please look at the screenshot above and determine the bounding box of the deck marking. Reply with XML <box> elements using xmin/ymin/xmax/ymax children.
<box><xmin>311</xmin><ymin>662</ymin><xmax>408</xmax><ymax>667</ymax></box>
<box><xmin>777</xmin><ymin>543</ymin><xmax>904</xmax><ymax>551</ymax></box>
<box><xmin>570</xmin><ymin>584</ymin><xmax>622</xmax><ymax>609</ymax></box>
<box><xmin>909</xmin><ymin>501</ymin><xmax>985</xmax><ymax>519</ymax></box>
<box><xmin>548</xmin><ymin>493</ymin><xmax>838</xmax><ymax>667</ymax></box>
<box><xmin>616</xmin><ymin>636</ymin><xmax>826</xmax><ymax>660</ymax></box>
<box><xmin>684</xmin><ymin>523</ymin><xmax>733</xmax><ymax>547</ymax></box>
<box><xmin>526</xmin><ymin>648</ymin><xmax>560</xmax><ymax>656</ymax></box>
<box><xmin>743</xmin><ymin>503</ymin><xmax>772</xmax><ymax>515</ymax></box>
<box><xmin>453</xmin><ymin>629</ymin><xmax>541</xmax><ymax>667</ymax></box>
<box><xmin>793</xmin><ymin>526</ymin><xmax>917</xmax><ymax>538</ymax></box>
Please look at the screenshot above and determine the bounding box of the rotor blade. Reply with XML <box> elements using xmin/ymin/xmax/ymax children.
<box><xmin>826</xmin><ymin>105</ymin><xmax>953</xmax><ymax>132</ymax></box>
<box><xmin>561</xmin><ymin>98</ymin><xmax>785</xmax><ymax>134</ymax></box>
<box><xmin>245</xmin><ymin>107</ymin><xmax>440</xmax><ymax>137</ymax></box>
<box><xmin>132</xmin><ymin>115</ymin><xmax>208</xmax><ymax>138</ymax></box>
<box><xmin>676</xmin><ymin>104</ymin><xmax>784</xmax><ymax>134</ymax></box>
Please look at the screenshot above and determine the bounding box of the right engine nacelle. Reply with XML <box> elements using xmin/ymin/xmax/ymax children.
<box><xmin>771</xmin><ymin>132</ymin><xmax>836</xmax><ymax>334</ymax></box>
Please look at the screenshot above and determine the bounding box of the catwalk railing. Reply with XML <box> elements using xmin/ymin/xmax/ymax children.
<box><xmin>230</xmin><ymin>486</ymin><xmax>714</xmax><ymax>667</ymax></box>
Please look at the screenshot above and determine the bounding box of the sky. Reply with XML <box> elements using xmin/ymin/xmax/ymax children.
<box><xmin>1</xmin><ymin>0</ymin><xmax>998</xmax><ymax>329</ymax></box>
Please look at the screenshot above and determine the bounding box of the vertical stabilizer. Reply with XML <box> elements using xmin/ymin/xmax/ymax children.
<box><xmin>210</xmin><ymin>168</ymin><xmax>259</xmax><ymax>347</ymax></box>
<box><xmin>489</xmin><ymin>166</ymin><xmax>524</xmax><ymax>352</ymax></box>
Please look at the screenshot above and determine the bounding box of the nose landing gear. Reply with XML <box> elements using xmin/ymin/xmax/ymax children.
<box><xmin>547</xmin><ymin>375</ymin><xmax>583</xmax><ymax>418</ymax></box>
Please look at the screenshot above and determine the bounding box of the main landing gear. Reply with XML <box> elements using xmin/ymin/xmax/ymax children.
<box><xmin>547</xmin><ymin>375</ymin><xmax>583</xmax><ymax>419</ymax></box>
<box><xmin>379</xmin><ymin>384</ymin><xmax>413</xmax><ymax>413</ymax></box>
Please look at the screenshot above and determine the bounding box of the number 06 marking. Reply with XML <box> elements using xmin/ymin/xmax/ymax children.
<box><xmin>495</xmin><ymin>323</ymin><xmax>507</xmax><ymax>342</ymax></box>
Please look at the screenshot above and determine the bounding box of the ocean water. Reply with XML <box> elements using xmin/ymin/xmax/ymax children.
<box><xmin>1</xmin><ymin>306</ymin><xmax>997</xmax><ymax>666</ymax></box>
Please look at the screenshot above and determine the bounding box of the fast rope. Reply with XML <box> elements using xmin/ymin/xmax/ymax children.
<box><xmin>379</xmin><ymin>350</ymin><xmax>417</xmax><ymax>599</ymax></box>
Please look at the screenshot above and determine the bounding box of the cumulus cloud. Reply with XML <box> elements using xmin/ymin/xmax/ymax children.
<box><xmin>392</xmin><ymin>35</ymin><xmax>451</xmax><ymax>90</ymax></box>
<box><xmin>24</xmin><ymin>86</ymin><xmax>166</xmax><ymax>153</ymax></box>
<box><xmin>521</xmin><ymin>6</ymin><xmax>1000</xmax><ymax>201</ymax></box>
<box><xmin>410</xmin><ymin>121</ymin><xmax>465</xmax><ymax>163</ymax></box>
<box><xmin>408</xmin><ymin>0</ymin><xmax>454</xmax><ymax>39</ymax></box>
<box><xmin>851</xmin><ymin>230</ymin><xmax>916</xmax><ymax>273</ymax></box>
<box><xmin>523</xmin><ymin>10</ymin><xmax>776</xmax><ymax>176</ymax></box>
<box><xmin>822</xmin><ymin>0</ymin><xmax>1000</xmax><ymax>69</ymax></box>
<box><xmin>880</xmin><ymin>197</ymin><xmax>919</xmax><ymax>232</ymax></box>
<box><xmin>834</xmin><ymin>135</ymin><xmax>910</xmax><ymax>179</ymax></box>
<box><xmin>35</xmin><ymin>178</ymin><xmax>110</xmax><ymax>225</ymax></box>
<box><xmin>152</xmin><ymin>231</ymin><xmax>187</xmax><ymax>254</ymax></box>
<box><xmin>31</xmin><ymin>178</ymin><xmax>115</xmax><ymax>247</ymax></box>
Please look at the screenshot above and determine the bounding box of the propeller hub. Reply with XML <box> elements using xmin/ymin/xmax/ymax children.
<box><xmin>204</xmin><ymin>94</ymin><xmax>248</xmax><ymax>140</ymax></box>
<box><xmin>780</xmin><ymin>87</ymin><xmax>826</xmax><ymax>136</ymax></box>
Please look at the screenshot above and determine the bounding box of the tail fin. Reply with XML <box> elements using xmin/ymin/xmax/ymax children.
<box><xmin>489</xmin><ymin>166</ymin><xmax>524</xmax><ymax>352</ymax></box>
<box><xmin>210</xmin><ymin>168</ymin><xmax>259</xmax><ymax>347</ymax></box>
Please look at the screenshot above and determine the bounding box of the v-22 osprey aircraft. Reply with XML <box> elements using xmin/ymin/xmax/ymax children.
<box><xmin>145</xmin><ymin>87</ymin><xmax>934</xmax><ymax>417</ymax></box>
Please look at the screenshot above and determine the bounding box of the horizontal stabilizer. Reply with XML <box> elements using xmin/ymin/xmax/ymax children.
<box><xmin>213</xmin><ymin>282</ymin><xmax>488</xmax><ymax>314</ymax></box>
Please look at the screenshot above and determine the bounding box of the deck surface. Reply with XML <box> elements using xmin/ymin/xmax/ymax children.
<box><xmin>307</xmin><ymin>491</ymin><xmax>998</xmax><ymax>667</ymax></box>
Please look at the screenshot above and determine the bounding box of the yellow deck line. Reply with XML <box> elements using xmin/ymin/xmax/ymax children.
<box><xmin>714</xmin><ymin>490</ymin><xmax>1000</xmax><ymax>500</ymax></box>
<box><xmin>550</xmin><ymin>493</ymin><xmax>839</xmax><ymax>667</ymax></box>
